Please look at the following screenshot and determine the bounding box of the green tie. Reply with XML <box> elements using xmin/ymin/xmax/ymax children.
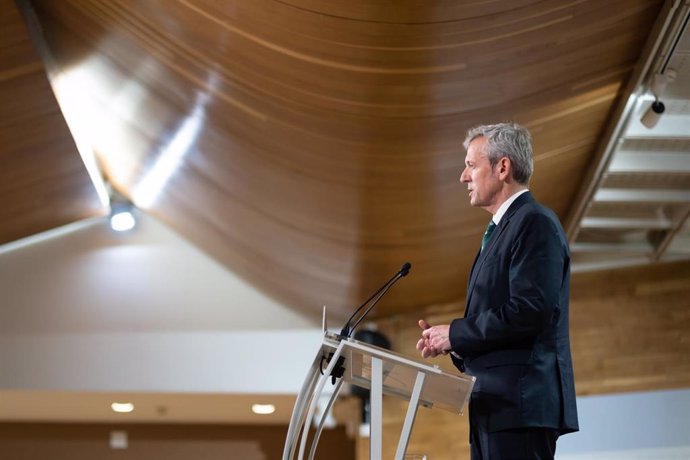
<box><xmin>481</xmin><ymin>220</ymin><xmax>497</xmax><ymax>251</ymax></box>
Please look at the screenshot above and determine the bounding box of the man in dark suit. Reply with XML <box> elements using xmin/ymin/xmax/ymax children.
<box><xmin>417</xmin><ymin>123</ymin><xmax>579</xmax><ymax>459</ymax></box>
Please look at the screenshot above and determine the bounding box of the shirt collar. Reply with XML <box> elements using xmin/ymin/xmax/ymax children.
<box><xmin>493</xmin><ymin>189</ymin><xmax>529</xmax><ymax>225</ymax></box>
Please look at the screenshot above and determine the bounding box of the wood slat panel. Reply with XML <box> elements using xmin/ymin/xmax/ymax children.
<box><xmin>569</xmin><ymin>261</ymin><xmax>690</xmax><ymax>395</ymax></box>
<box><xmin>0</xmin><ymin>422</ymin><xmax>354</xmax><ymax>460</ymax></box>
<box><xmin>0</xmin><ymin>0</ymin><xmax>104</xmax><ymax>245</ymax></box>
<box><xmin>18</xmin><ymin>0</ymin><xmax>664</xmax><ymax>318</ymax></box>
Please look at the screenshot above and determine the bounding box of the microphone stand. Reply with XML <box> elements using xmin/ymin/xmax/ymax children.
<box><xmin>324</xmin><ymin>263</ymin><xmax>411</xmax><ymax>384</ymax></box>
<box><xmin>339</xmin><ymin>262</ymin><xmax>411</xmax><ymax>339</ymax></box>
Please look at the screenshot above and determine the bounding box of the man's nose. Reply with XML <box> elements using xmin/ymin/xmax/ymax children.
<box><xmin>460</xmin><ymin>168</ymin><xmax>469</xmax><ymax>183</ymax></box>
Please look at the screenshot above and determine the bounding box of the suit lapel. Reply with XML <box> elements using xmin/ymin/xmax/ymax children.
<box><xmin>465</xmin><ymin>222</ymin><xmax>509</xmax><ymax>304</ymax></box>
<box><xmin>464</xmin><ymin>249</ymin><xmax>481</xmax><ymax>317</ymax></box>
<box><xmin>464</xmin><ymin>192</ymin><xmax>534</xmax><ymax>315</ymax></box>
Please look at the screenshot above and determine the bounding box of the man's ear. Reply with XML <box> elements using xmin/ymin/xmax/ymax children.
<box><xmin>497</xmin><ymin>156</ymin><xmax>512</xmax><ymax>180</ymax></box>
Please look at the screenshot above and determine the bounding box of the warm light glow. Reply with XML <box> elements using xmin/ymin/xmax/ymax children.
<box><xmin>51</xmin><ymin>57</ymin><xmax>119</xmax><ymax>209</ymax></box>
<box><xmin>133</xmin><ymin>74</ymin><xmax>217</xmax><ymax>208</ymax></box>
<box><xmin>132</xmin><ymin>107</ymin><xmax>203</xmax><ymax>208</ymax></box>
<box><xmin>251</xmin><ymin>403</ymin><xmax>276</xmax><ymax>415</ymax></box>
<box><xmin>111</xmin><ymin>402</ymin><xmax>135</xmax><ymax>413</ymax></box>
<box><xmin>52</xmin><ymin>59</ymin><xmax>220</xmax><ymax>211</ymax></box>
<box><xmin>110</xmin><ymin>211</ymin><xmax>136</xmax><ymax>232</ymax></box>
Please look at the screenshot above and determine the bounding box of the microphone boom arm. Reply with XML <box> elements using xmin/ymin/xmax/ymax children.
<box><xmin>339</xmin><ymin>262</ymin><xmax>411</xmax><ymax>339</ymax></box>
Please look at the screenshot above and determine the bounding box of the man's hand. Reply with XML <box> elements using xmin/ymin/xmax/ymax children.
<box><xmin>416</xmin><ymin>319</ymin><xmax>451</xmax><ymax>359</ymax></box>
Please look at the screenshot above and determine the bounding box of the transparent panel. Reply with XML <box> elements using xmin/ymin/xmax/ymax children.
<box><xmin>322</xmin><ymin>332</ymin><xmax>474</xmax><ymax>414</ymax></box>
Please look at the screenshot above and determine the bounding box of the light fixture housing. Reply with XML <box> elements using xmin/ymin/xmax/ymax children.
<box><xmin>640</xmin><ymin>69</ymin><xmax>677</xmax><ymax>129</ymax></box>
<box><xmin>640</xmin><ymin>100</ymin><xmax>666</xmax><ymax>129</ymax></box>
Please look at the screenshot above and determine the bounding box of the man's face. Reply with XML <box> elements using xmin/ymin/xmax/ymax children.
<box><xmin>460</xmin><ymin>136</ymin><xmax>503</xmax><ymax>211</ymax></box>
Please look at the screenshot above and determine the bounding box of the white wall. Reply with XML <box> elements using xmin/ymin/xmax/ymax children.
<box><xmin>557</xmin><ymin>389</ymin><xmax>690</xmax><ymax>460</ymax></box>
<box><xmin>0</xmin><ymin>212</ymin><xmax>319</xmax><ymax>335</ymax></box>
<box><xmin>0</xmin><ymin>212</ymin><xmax>326</xmax><ymax>396</ymax></box>
<box><xmin>0</xmin><ymin>330</ymin><xmax>323</xmax><ymax>394</ymax></box>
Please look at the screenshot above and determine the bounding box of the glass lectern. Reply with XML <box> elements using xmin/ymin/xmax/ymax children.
<box><xmin>283</xmin><ymin>330</ymin><xmax>475</xmax><ymax>460</ymax></box>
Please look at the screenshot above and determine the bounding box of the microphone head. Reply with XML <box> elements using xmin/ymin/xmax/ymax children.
<box><xmin>400</xmin><ymin>262</ymin><xmax>412</xmax><ymax>277</ymax></box>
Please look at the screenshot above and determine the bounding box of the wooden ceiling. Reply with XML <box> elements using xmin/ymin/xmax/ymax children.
<box><xmin>0</xmin><ymin>0</ymin><xmax>104</xmax><ymax>244</ymax></box>
<box><xmin>3</xmin><ymin>0</ymin><xmax>666</xmax><ymax>320</ymax></box>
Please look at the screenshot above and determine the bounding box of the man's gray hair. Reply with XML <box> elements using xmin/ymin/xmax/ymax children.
<box><xmin>463</xmin><ymin>122</ymin><xmax>533</xmax><ymax>185</ymax></box>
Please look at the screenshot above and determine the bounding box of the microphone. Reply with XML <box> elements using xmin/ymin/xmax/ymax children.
<box><xmin>339</xmin><ymin>262</ymin><xmax>412</xmax><ymax>339</ymax></box>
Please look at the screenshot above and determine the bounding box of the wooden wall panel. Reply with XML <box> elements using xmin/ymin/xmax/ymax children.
<box><xmin>569</xmin><ymin>261</ymin><xmax>690</xmax><ymax>395</ymax></box>
<box><xmin>0</xmin><ymin>422</ymin><xmax>354</xmax><ymax>460</ymax></box>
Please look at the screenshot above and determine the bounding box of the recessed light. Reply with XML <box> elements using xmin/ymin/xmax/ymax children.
<box><xmin>111</xmin><ymin>402</ymin><xmax>135</xmax><ymax>413</ymax></box>
<box><xmin>110</xmin><ymin>210</ymin><xmax>136</xmax><ymax>232</ymax></box>
<box><xmin>251</xmin><ymin>403</ymin><xmax>275</xmax><ymax>415</ymax></box>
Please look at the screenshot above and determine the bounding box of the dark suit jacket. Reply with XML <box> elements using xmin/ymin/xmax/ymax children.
<box><xmin>449</xmin><ymin>192</ymin><xmax>579</xmax><ymax>434</ymax></box>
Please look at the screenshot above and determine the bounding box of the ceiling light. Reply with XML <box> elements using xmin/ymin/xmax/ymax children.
<box><xmin>251</xmin><ymin>403</ymin><xmax>276</xmax><ymax>415</ymax></box>
<box><xmin>640</xmin><ymin>100</ymin><xmax>665</xmax><ymax>129</ymax></box>
<box><xmin>110</xmin><ymin>209</ymin><xmax>136</xmax><ymax>232</ymax></box>
<box><xmin>111</xmin><ymin>402</ymin><xmax>135</xmax><ymax>413</ymax></box>
<box><xmin>640</xmin><ymin>69</ymin><xmax>677</xmax><ymax>129</ymax></box>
